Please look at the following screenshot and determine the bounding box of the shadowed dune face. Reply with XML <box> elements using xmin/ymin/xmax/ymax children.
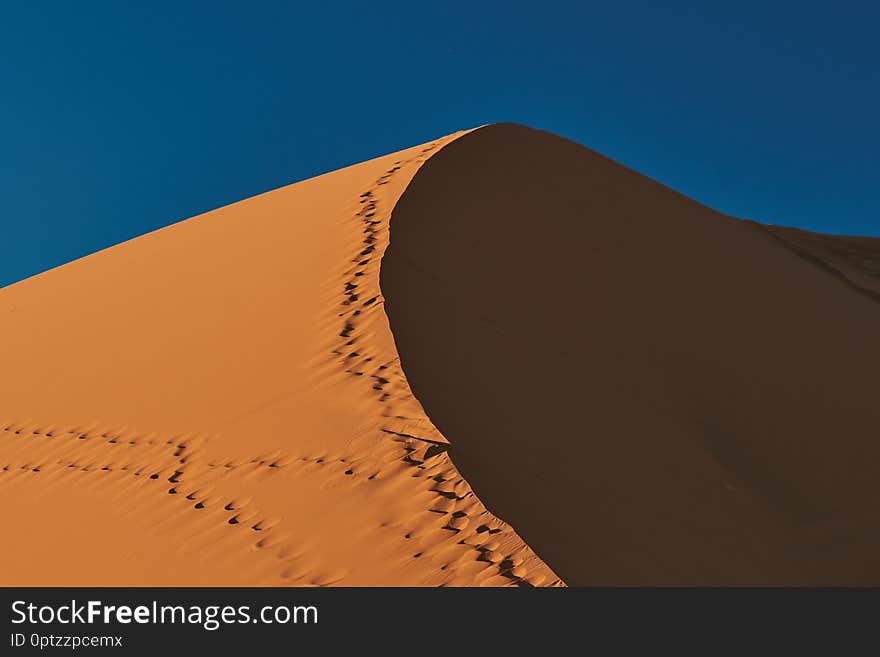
<box><xmin>382</xmin><ymin>123</ymin><xmax>880</xmax><ymax>585</ymax></box>
<box><xmin>761</xmin><ymin>224</ymin><xmax>880</xmax><ymax>302</ymax></box>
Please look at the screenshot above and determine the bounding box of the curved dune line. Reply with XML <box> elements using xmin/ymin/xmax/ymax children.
<box><xmin>18</xmin><ymin>121</ymin><xmax>879</xmax><ymax>587</ymax></box>
<box><xmin>0</xmin><ymin>127</ymin><xmax>562</xmax><ymax>586</ymax></box>
<box><xmin>381</xmin><ymin>123</ymin><xmax>880</xmax><ymax>586</ymax></box>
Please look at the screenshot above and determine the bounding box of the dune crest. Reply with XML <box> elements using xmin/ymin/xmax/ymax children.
<box><xmin>6</xmin><ymin>122</ymin><xmax>878</xmax><ymax>587</ymax></box>
<box><xmin>382</xmin><ymin>123</ymin><xmax>880</xmax><ymax>586</ymax></box>
<box><xmin>759</xmin><ymin>224</ymin><xmax>880</xmax><ymax>301</ymax></box>
<box><xmin>0</xmin><ymin>128</ymin><xmax>561</xmax><ymax>586</ymax></box>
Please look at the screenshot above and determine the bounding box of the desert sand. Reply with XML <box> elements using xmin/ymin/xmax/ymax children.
<box><xmin>0</xmin><ymin>128</ymin><xmax>558</xmax><ymax>586</ymax></box>
<box><xmin>383</xmin><ymin>124</ymin><xmax>880</xmax><ymax>585</ymax></box>
<box><xmin>1</xmin><ymin>123</ymin><xmax>878</xmax><ymax>586</ymax></box>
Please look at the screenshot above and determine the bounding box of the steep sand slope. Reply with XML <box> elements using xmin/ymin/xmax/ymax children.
<box><xmin>0</xmin><ymin>129</ymin><xmax>560</xmax><ymax>586</ymax></box>
<box><xmin>382</xmin><ymin>123</ymin><xmax>880</xmax><ymax>585</ymax></box>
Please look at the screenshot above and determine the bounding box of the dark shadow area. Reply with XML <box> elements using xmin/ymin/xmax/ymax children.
<box><xmin>381</xmin><ymin>123</ymin><xmax>880</xmax><ymax>585</ymax></box>
<box><xmin>760</xmin><ymin>223</ymin><xmax>880</xmax><ymax>303</ymax></box>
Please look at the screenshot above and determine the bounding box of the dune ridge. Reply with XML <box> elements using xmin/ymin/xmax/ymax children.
<box><xmin>758</xmin><ymin>224</ymin><xmax>880</xmax><ymax>302</ymax></box>
<box><xmin>382</xmin><ymin>123</ymin><xmax>880</xmax><ymax>586</ymax></box>
<box><xmin>5</xmin><ymin>121</ymin><xmax>878</xmax><ymax>587</ymax></box>
<box><xmin>0</xmin><ymin>128</ymin><xmax>561</xmax><ymax>586</ymax></box>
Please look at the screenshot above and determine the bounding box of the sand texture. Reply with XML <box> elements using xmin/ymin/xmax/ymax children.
<box><xmin>0</xmin><ymin>128</ymin><xmax>559</xmax><ymax>586</ymax></box>
<box><xmin>382</xmin><ymin>124</ymin><xmax>880</xmax><ymax>586</ymax></box>
<box><xmin>3</xmin><ymin>123</ymin><xmax>879</xmax><ymax>586</ymax></box>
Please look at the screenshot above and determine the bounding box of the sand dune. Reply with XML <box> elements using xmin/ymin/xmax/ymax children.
<box><xmin>761</xmin><ymin>224</ymin><xmax>880</xmax><ymax>301</ymax></box>
<box><xmin>2</xmin><ymin>122</ymin><xmax>878</xmax><ymax>586</ymax></box>
<box><xmin>382</xmin><ymin>123</ymin><xmax>880</xmax><ymax>585</ymax></box>
<box><xmin>0</xmin><ymin>128</ymin><xmax>558</xmax><ymax>586</ymax></box>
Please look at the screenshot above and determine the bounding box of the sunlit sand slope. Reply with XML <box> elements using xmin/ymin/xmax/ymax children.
<box><xmin>0</xmin><ymin>128</ymin><xmax>561</xmax><ymax>586</ymax></box>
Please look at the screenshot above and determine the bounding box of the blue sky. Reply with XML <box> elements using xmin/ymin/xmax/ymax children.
<box><xmin>1</xmin><ymin>1</ymin><xmax>878</xmax><ymax>287</ymax></box>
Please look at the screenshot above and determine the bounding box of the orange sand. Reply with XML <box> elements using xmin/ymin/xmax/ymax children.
<box><xmin>0</xmin><ymin>128</ymin><xmax>559</xmax><ymax>586</ymax></box>
<box><xmin>3</xmin><ymin>123</ymin><xmax>879</xmax><ymax>586</ymax></box>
